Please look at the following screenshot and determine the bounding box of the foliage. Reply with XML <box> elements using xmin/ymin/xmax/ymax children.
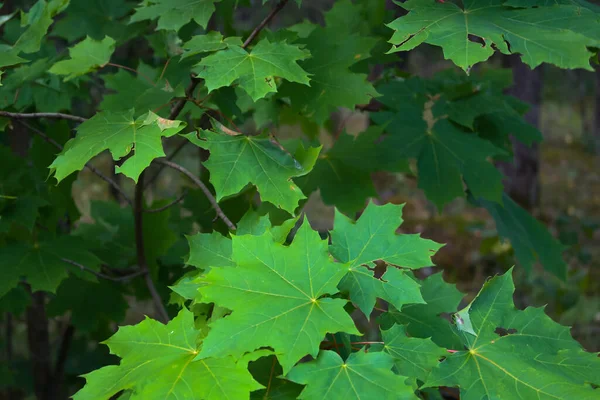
<box><xmin>1</xmin><ymin>0</ymin><xmax>598</xmax><ymax>399</ymax></box>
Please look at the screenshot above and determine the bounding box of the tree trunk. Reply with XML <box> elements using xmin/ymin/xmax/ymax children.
<box><xmin>26</xmin><ymin>291</ymin><xmax>51</xmax><ymax>400</ymax></box>
<box><xmin>595</xmin><ymin>67</ymin><xmax>600</xmax><ymax>154</ymax></box>
<box><xmin>499</xmin><ymin>55</ymin><xmax>543</xmax><ymax>211</ymax></box>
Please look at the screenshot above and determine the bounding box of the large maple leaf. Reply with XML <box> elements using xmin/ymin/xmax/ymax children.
<box><xmin>130</xmin><ymin>0</ymin><xmax>222</xmax><ymax>31</ymax></box>
<box><xmin>73</xmin><ymin>308</ymin><xmax>262</xmax><ymax>399</ymax></box>
<box><xmin>50</xmin><ymin>110</ymin><xmax>185</xmax><ymax>183</ymax></box>
<box><xmin>196</xmin><ymin>219</ymin><xmax>360</xmax><ymax>373</ymax></box>
<box><xmin>287</xmin><ymin>350</ymin><xmax>417</xmax><ymax>399</ymax></box>
<box><xmin>329</xmin><ymin>201</ymin><xmax>440</xmax><ymax>316</ymax></box>
<box><xmin>387</xmin><ymin>0</ymin><xmax>600</xmax><ymax>71</ymax></box>
<box><xmin>193</xmin><ymin>38</ymin><xmax>311</xmax><ymax>101</ymax></box>
<box><xmin>426</xmin><ymin>270</ymin><xmax>600</xmax><ymax>399</ymax></box>
<box><xmin>184</xmin><ymin>128</ymin><xmax>320</xmax><ymax>213</ymax></box>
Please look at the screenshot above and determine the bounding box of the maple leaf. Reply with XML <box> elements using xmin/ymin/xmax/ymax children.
<box><xmin>379</xmin><ymin>272</ymin><xmax>465</xmax><ymax>349</ymax></box>
<box><xmin>193</xmin><ymin>38</ymin><xmax>311</xmax><ymax>101</ymax></box>
<box><xmin>13</xmin><ymin>0</ymin><xmax>67</xmax><ymax>54</ymax></box>
<box><xmin>296</xmin><ymin>127</ymin><xmax>408</xmax><ymax>215</ymax></box>
<box><xmin>183</xmin><ymin>128</ymin><xmax>320</xmax><ymax>213</ymax></box>
<box><xmin>100</xmin><ymin>68</ymin><xmax>178</xmax><ymax>116</ymax></box>
<box><xmin>330</xmin><ymin>201</ymin><xmax>442</xmax><ymax>269</ymax></box>
<box><xmin>52</xmin><ymin>0</ymin><xmax>139</xmax><ymax>42</ymax></box>
<box><xmin>0</xmin><ymin>237</ymin><xmax>102</xmax><ymax>297</ymax></box>
<box><xmin>73</xmin><ymin>308</ymin><xmax>263</xmax><ymax>399</ymax></box>
<box><xmin>475</xmin><ymin>193</ymin><xmax>568</xmax><ymax>280</ymax></box>
<box><xmin>196</xmin><ymin>219</ymin><xmax>360</xmax><ymax>373</ymax></box>
<box><xmin>372</xmin><ymin>80</ymin><xmax>507</xmax><ymax>208</ymax></box>
<box><xmin>181</xmin><ymin>31</ymin><xmax>242</xmax><ymax>59</ymax></box>
<box><xmin>130</xmin><ymin>0</ymin><xmax>222</xmax><ymax>31</ymax></box>
<box><xmin>426</xmin><ymin>270</ymin><xmax>600</xmax><ymax>399</ymax></box>
<box><xmin>47</xmin><ymin>276</ymin><xmax>128</xmax><ymax>332</ymax></box>
<box><xmin>49</xmin><ymin>110</ymin><xmax>186</xmax><ymax>183</ymax></box>
<box><xmin>381</xmin><ymin>324</ymin><xmax>446</xmax><ymax>382</ymax></box>
<box><xmin>387</xmin><ymin>0</ymin><xmax>600</xmax><ymax>71</ymax></box>
<box><xmin>186</xmin><ymin>231</ymin><xmax>234</xmax><ymax>270</ymax></box>
<box><xmin>329</xmin><ymin>201</ymin><xmax>439</xmax><ymax>316</ymax></box>
<box><xmin>287</xmin><ymin>350</ymin><xmax>417</xmax><ymax>399</ymax></box>
<box><xmin>49</xmin><ymin>36</ymin><xmax>116</xmax><ymax>81</ymax></box>
<box><xmin>279</xmin><ymin>1</ymin><xmax>379</xmax><ymax>124</ymax></box>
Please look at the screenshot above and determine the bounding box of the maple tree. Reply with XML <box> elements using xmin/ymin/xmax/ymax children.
<box><xmin>0</xmin><ymin>0</ymin><xmax>598</xmax><ymax>399</ymax></box>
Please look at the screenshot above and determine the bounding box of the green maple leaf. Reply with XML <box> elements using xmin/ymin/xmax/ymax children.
<box><xmin>49</xmin><ymin>110</ymin><xmax>186</xmax><ymax>183</ymax></box>
<box><xmin>49</xmin><ymin>36</ymin><xmax>116</xmax><ymax>80</ymax></box>
<box><xmin>236</xmin><ymin>209</ymin><xmax>299</xmax><ymax>243</ymax></box>
<box><xmin>330</xmin><ymin>201</ymin><xmax>442</xmax><ymax>269</ymax></box>
<box><xmin>330</xmin><ymin>201</ymin><xmax>439</xmax><ymax>316</ymax></box>
<box><xmin>287</xmin><ymin>350</ymin><xmax>416</xmax><ymax>399</ymax></box>
<box><xmin>181</xmin><ymin>31</ymin><xmax>243</xmax><ymax>59</ymax></box>
<box><xmin>184</xmin><ymin>128</ymin><xmax>320</xmax><ymax>213</ymax></box>
<box><xmin>475</xmin><ymin>193</ymin><xmax>568</xmax><ymax>280</ymax></box>
<box><xmin>196</xmin><ymin>219</ymin><xmax>359</xmax><ymax>373</ymax></box>
<box><xmin>296</xmin><ymin>128</ymin><xmax>408</xmax><ymax>215</ymax></box>
<box><xmin>426</xmin><ymin>270</ymin><xmax>600</xmax><ymax>399</ymax></box>
<box><xmin>381</xmin><ymin>324</ymin><xmax>446</xmax><ymax>382</ymax></box>
<box><xmin>0</xmin><ymin>50</ymin><xmax>27</xmax><ymax>69</ymax></box>
<box><xmin>379</xmin><ymin>272</ymin><xmax>465</xmax><ymax>349</ymax></box>
<box><xmin>130</xmin><ymin>0</ymin><xmax>222</xmax><ymax>31</ymax></box>
<box><xmin>186</xmin><ymin>231</ymin><xmax>234</xmax><ymax>270</ymax></box>
<box><xmin>193</xmin><ymin>38</ymin><xmax>311</xmax><ymax>101</ymax></box>
<box><xmin>52</xmin><ymin>0</ymin><xmax>139</xmax><ymax>42</ymax></box>
<box><xmin>47</xmin><ymin>276</ymin><xmax>128</xmax><ymax>332</ymax></box>
<box><xmin>372</xmin><ymin>80</ymin><xmax>507</xmax><ymax>208</ymax></box>
<box><xmin>13</xmin><ymin>0</ymin><xmax>68</xmax><ymax>54</ymax></box>
<box><xmin>0</xmin><ymin>237</ymin><xmax>102</xmax><ymax>297</ymax></box>
<box><xmin>279</xmin><ymin>1</ymin><xmax>379</xmax><ymax>124</ymax></box>
<box><xmin>387</xmin><ymin>0</ymin><xmax>600</xmax><ymax>71</ymax></box>
<box><xmin>100</xmin><ymin>69</ymin><xmax>177</xmax><ymax>115</ymax></box>
<box><xmin>73</xmin><ymin>308</ymin><xmax>263</xmax><ymax>399</ymax></box>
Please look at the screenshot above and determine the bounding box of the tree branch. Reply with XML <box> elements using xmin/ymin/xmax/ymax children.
<box><xmin>0</xmin><ymin>111</ymin><xmax>87</xmax><ymax>123</ymax></box>
<box><xmin>144</xmin><ymin>189</ymin><xmax>188</xmax><ymax>213</ymax></box>
<box><xmin>155</xmin><ymin>159</ymin><xmax>237</xmax><ymax>231</ymax></box>
<box><xmin>242</xmin><ymin>0</ymin><xmax>290</xmax><ymax>49</ymax></box>
<box><xmin>15</xmin><ymin>120</ymin><xmax>133</xmax><ymax>205</ymax></box>
<box><xmin>144</xmin><ymin>138</ymin><xmax>189</xmax><ymax>189</ymax></box>
<box><xmin>60</xmin><ymin>258</ymin><xmax>145</xmax><ymax>282</ymax></box>
<box><xmin>134</xmin><ymin>172</ymin><xmax>170</xmax><ymax>323</ymax></box>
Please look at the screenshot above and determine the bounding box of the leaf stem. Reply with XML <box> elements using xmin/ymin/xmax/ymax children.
<box><xmin>155</xmin><ymin>159</ymin><xmax>237</xmax><ymax>231</ymax></box>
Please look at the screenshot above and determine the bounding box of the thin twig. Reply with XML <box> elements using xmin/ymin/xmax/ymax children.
<box><xmin>0</xmin><ymin>110</ymin><xmax>87</xmax><ymax>123</ymax></box>
<box><xmin>134</xmin><ymin>172</ymin><xmax>170</xmax><ymax>323</ymax></box>
<box><xmin>168</xmin><ymin>76</ymin><xmax>201</xmax><ymax>121</ymax></box>
<box><xmin>105</xmin><ymin>62</ymin><xmax>156</xmax><ymax>87</ymax></box>
<box><xmin>242</xmin><ymin>0</ymin><xmax>290</xmax><ymax>49</ymax></box>
<box><xmin>155</xmin><ymin>159</ymin><xmax>237</xmax><ymax>231</ymax></box>
<box><xmin>60</xmin><ymin>258</ymin><xmax>145</xmax><ymax>282</ymax></box>
<box><xmin>14</xmin><ymin>120</ymin><xmax>133</xmax><ymax>205</ymax></box>
<box><xmin>144</xmin><ymin>190</ymin><xmax>188</xmax><ymax>213</ymax></box>
<box><xmin>144</xmin><ymin>139</ymin><xmax>189</xmax><ymax>189</ymax></box>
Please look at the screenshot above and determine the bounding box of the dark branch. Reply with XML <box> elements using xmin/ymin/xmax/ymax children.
<box><xmin>155</xmin><ymin>159</ymin><xmax>237</xmax><ymax>231</ymax></box>
<box><xmin>134</xmin><ymin>172</ymin><xmax>170</xmax><ymax>323</ymax></box>
<box><xmin>0</xmin><ymin>111</ymin><xmax>87</xmax><ymax>123</ymax></box>
<box><xmin>15</xmin><ymin>120</ymin><xmax>133</xmax><ymax>205</ymax></box>
<box><xmin>60</xmin><ymin>258</ymin><xmax>145</xmax><ymax>282</ymax></box>
<box><xmin>144</xmin><ymin>190</ymin><xmax>188</xmax><ymax>213</ymax></box>
<box><xmin>242</xmin><ymin>0</ymin><xmax>290</xmax><ymax>49</ymax></box>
